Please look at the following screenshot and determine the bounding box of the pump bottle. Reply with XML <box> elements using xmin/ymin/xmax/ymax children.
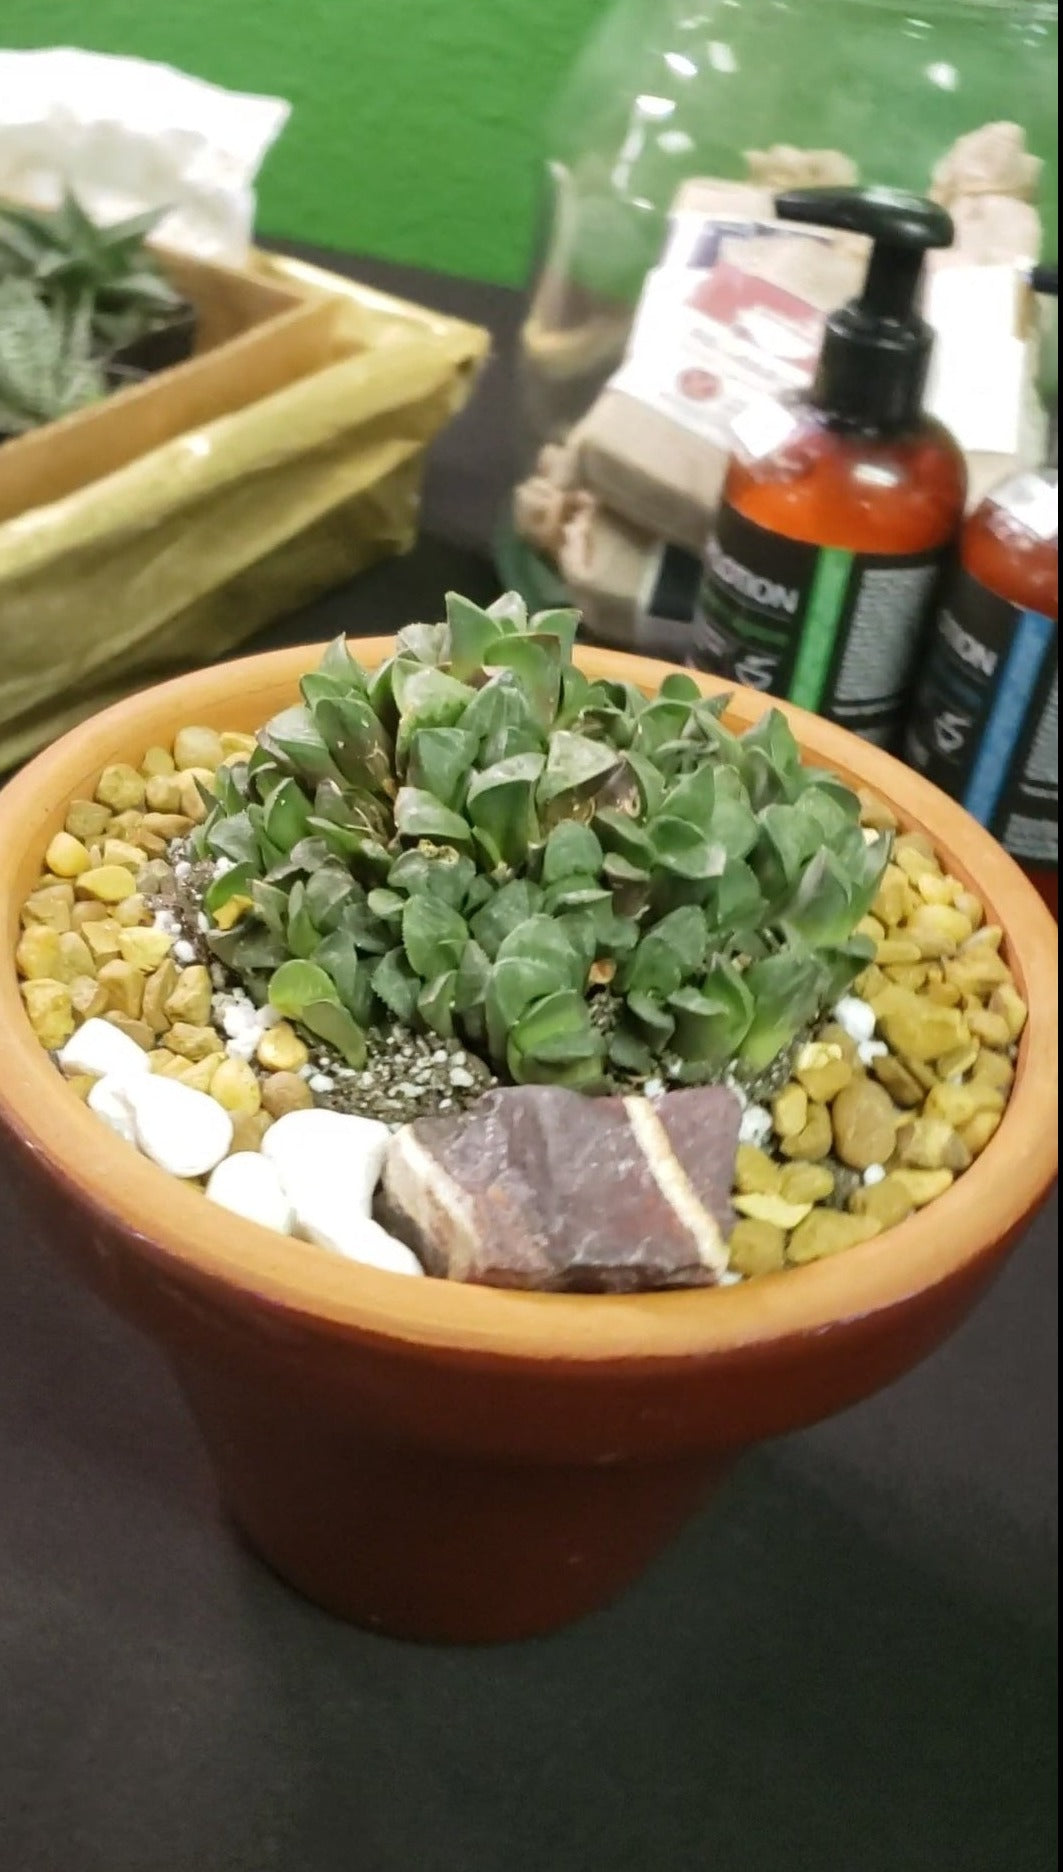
<box><xmin>694</xmin><ymin>188</ymin><xmax>966</xmax><ymax>747</ymax></box>
<box><xmin>904</xmin><ymin>266</ymin><xmax>1058</xmax><ymax>918</ymax></box>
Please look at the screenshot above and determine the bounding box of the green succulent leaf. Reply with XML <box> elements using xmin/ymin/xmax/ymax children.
<box><xmin>630</xmin><ymin>699</ymin><xmax>692</xmax><ymax>761</ymax></box>
<box><xmin>299</xmin><ymin>1000</ymin><xmax>368</xmax><ymax>1068</ymax></box>
<box><xmin>703</xmin><ymin>857</ymin><xmax>765</xmax><ymax>934</ymax></box>
<box><xmin>454</xmin><ymin>939</ymin><xmax>492</xmax><ymax>1014</ymax></box>
<box><xmin>258</xmin><ymin>705</ymin><xmax>340</xmax><ymax>786</ymax></box>
<box><xmin>651</xmin><ymin>818</ymin><xmax>728</xmax><ymax>884</ymax></box>
<box><xmin>268</xmin><ymin>959</ymin><xmax>342</xmax><ymax>1018</ymax></box>
<box><xmin>372</xmin><ymin>947</ymin><xmax>421</xmax><ymax>1023</ymax></box>
<box><xmin>313</xmin><ymin>695</ymin><xmax>395</xmax><ymax>795</ymax></box>
<box><xmin>739</xmin><ymin>950</ymin><xmax>826</xmax><ymax>1070</ymax></box>
<box><xmin>668</xmin><ymin>957</ymin><xmax>755</xmax><ymax>1066</ymax></box>
<box><xmin>393</xmin><ymin>788</ymin><xmax>473</xmax><ymax>846</ymax></box>
<box><xmin>387</xmin><ymin>847</ymin><xmax>476</xmax><ymax>911</ymax></box>
<box><xmin>313</xmin><ymin>931</ymin><xmax>375</xmax><ymax>1024</ymax></box>
<box><xmin>366</xmin><ymin>887</ymin><xmax>406</xmax><ymax>925</ymax></box>
<box><xmin>469</xmin><ymin>879</ymin><xmax>541</xmax><ymax>958</ymax></box>
<box><xmin>485</xmin><ymin>634</ymin><xmax>563</xmax><ymax>730</ymax></box>
<box><xmin>625</xmin><ymin>989</ymin><xmax>676</xmax><ymax>1050</ymax></box>
<box><xmin>661</xmin><ymin>762</ymin><xmax>716</xmax><ymax>831</ymax></box>
<box><xmin>494</xmin><ymin>914</ymin><xmax>586</xmax><ymax>994</ymax></box>
<box><xmin>528</xmin><ymin>605</ymin><xmax>580</xmax><ymax>657</ymax></box>
<box><xmin>465</xmin><ymin>753</ymin><xmax>545</xmax><ymax>868</ymax></box>
<box><xmin>486</xmin><ymin>955</ymin><xmax>565</xmax><ymax>1056</ymax></box>
<box><xmin>262</xmin><ymin>778</ymin><xmax>313</xmax><ymax>853</ymax></box>
<box><xmin>402</xmin><ymin>896</ymin><xmax>468</xmax><ymax>980</ymax></box>
<box><xmin>285</xmin><ymin>881</ymin><xmax>321</xmax><ymax>960</ymax></box>
<box><xmin>317</xmin><ymin>634</ymin><xmax>368</xmax><ymax>689</ymax></box>
<box><xmin>536</xmin><ymin>732</ymin><xmax>621</xmax><ymax>820</ymax></box>
<box><xmin>418</xmin><ymin>971</ymin><xmax>458</xmax><ymax>1038</ymax></box>
<box><xmin>540</xmin><ymin>820</ymin><xmax>604</xmax><ymax>884</ymax></box>
<box><xmin>404</xmin><ymin>726</ymin><xmax>478</xmax><ymax>809</ymax></box>
<box><xmin>818</xmin><ymin>934</ymin><xmax>876</xmax><ymax>1005</ymax></box>
<box><xmin>204</xmin><ymin>810</ymin><xmax>258</xmax><ymax>867</ymax></box>
<box><xmin>593</xmin><ymin>808</ymin><xmax>655</xmax><ymax>869</ymax></box>
<box><xmin>540</xmin><ymin>878</ymin><xmax>612</xmax><ymax>916</ymax></box>
<box><xmin>303</xmin><ymin>864</ymin><xmax>356</xmax><ymax>934</ymax></box>
<box><xmin>393</xmin><ymin>665</ymin><xmax>475</xmax><ymax>767</ymax></box>
<box><xmin>336</xmin><ymin>896</ymin><xmax>392</xmax><ymax>956</ymax></box>
<box><xmin>445</xmin><ymin>591</ymin><xmax>503</xmax><ymax>677</ymax></box>
<box><xmin>608</xmin><ymin>1028</ymin><xmax>656</xmax><ymax>1077</ymax></box>
<box><xmin>508</xmin><ymin>989</ymin><xmax>602</xmax><ymax>1065</ymax></box>
<box><xmin>658</xmin><ymin>672</ymin><xmax>703</xmax><ymax>702</ymax></box>
<box><xmin>204</xmin><ymin>861</ymin><xmax>258</xmax><ymax>917</ymax></box>
<box><xmin>395</xmin><ymin>622</ymin><xmax>449</xmax><ymax>665</ymax></box>
<box><xmin>621</xmin><ymin>905</ymin><xmax>706</xmax><ymax>998</ymax></box>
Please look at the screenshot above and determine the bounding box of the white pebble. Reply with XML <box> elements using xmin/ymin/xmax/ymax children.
<box><xmin>116</xmin><ymin>1075</ymin><xmax>233</xmax><ymax>1178</ymax></box>
<box><xmin>58</xmin><ymin>1017</ymin><xmax>151</xmax><ymax>1082</ymax></box>
<box><xmin>221</xmin><ymin>1003</ymin><xmax>257</xmax><ymax>1038</ymax></box>
<box><xmin>210</xmin><ymin>965</ymin><xmax>226</xmax><ymax>987</ymax></box>
<box><xmin>87</xmin><ymin>1074</ymin><xmax>140</xmax><ymax>1144</ymax></box>
<box><xmin>308</xmin><ymin>1073</ymin><xmax>335</xmax><ymax>1094</ymax></box>
<box><xmin>858</xmin><ymin>1039</ymin><xmax>888</xmax><ymax>1065</ymax></box>
<box><xmin>295</xmin><ymin>1204</ymin><xmax>425</xmax><ymax>1276</ymax></box>
<box><xmin>213</xmin><ymin>856</ymin><xmax>235</xmax><ymax>878</ymax></box>
<box><xmin>205</xmin><ymin>1154</ymin><xmax>294</xmax><ymax>1234</ymax></box>
<box><xmin>174</xmin><ymin>861</ymin><xmax>191</xmax><ymax>880</ymax></box>
<box><xmin>833</xmin><ymin>996</ymin><xmax>877</xmax><ymax>1044</ymax></box>
<box><xmin>738</xmin><ymin>1103</ymin><xmax>773</xmax><ymax>1148</ymax></box>
<box><xmin>173</xmin><ymin>939</ymin><xmax>197</xmax><ymax>964</ymax></box>
<box><xmin>642</xmin><ymin>1077</ymin><xmax>664</xmax><ymax>1101</ymax></box>
<box><xmin>862</xmin><ymin>1164</ymin><xmax>887</xmax><ymax>1186</ymax></box>
<box><xmin>196</xmin><ymin>912</ymin><xmax>209</xmax><ymax>933</ymax></box>
<box><xmin>262</xmin><ymin>1107</ymin><xmax>390</xmax><ymax>1217</ymax></box>
<box><xmin>718</xmin><ymin>1269</ymin><xmax>744</xmax><ymax>1286</ymax></box>
<box><xmin>225</xmin><ymin>1036</ymin><xmax>259</xmax><ymax>1062</ymax></box>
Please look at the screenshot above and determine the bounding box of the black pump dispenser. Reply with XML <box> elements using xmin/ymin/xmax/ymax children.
<box><xmin>775</xmin><ymin>186</ymin><xmax>954</xmax><ymax>432</ymax></box>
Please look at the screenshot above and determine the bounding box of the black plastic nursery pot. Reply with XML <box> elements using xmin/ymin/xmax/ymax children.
<box><xmin>107</xmin><ymin>300</ymin><xmax>198</xmax><ymax>377</ymax></box>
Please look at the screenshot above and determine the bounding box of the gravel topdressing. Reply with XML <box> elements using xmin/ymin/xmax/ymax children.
<box><xmin>16</xmin><ymin>718</ymin><xmax>1027</xmax><ymax>1289</ymax></box>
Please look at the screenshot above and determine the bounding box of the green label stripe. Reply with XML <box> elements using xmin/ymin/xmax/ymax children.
<box><xmin>788</xmin><ymin>548</ymin><xmax>854</xmax><ymax>712</ymax></box>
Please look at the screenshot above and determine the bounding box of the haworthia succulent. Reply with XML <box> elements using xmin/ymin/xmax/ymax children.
<box><xmin>192</xmin><ymin>591</ymin><xmax>891</xmax><ymax>1089</ymax></box>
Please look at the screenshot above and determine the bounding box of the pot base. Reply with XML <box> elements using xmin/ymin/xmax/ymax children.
<box><xmin>181</xmin><ymin>1371</ymin><xmax>733</xmax><ymax>1642</ymax></box>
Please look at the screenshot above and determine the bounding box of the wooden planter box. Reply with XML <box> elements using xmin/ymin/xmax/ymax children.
<box><xmin>0</xmin><ymin>251</ymin><xmax>489</xmax><ymax>773</ymax></box>
<box><xmin>0</xmin><ymin>248</ymin><xmax>337</xmax><ymax>525</ymax></box>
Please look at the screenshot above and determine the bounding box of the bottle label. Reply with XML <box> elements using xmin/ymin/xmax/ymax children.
<box><xmin>694</xmin><ymin>503</ymin><xmax>944</xmax><ymax>745</ymax></box>
<box><xmin>903</xmin><ymin>565</ymin><xmax>1058</xmax><ymax>869</ymax></box>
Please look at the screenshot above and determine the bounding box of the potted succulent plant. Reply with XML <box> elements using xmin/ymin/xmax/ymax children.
<box><xmin>0</xmin><ymin>191</ymin><xmax>195</xmax><ymax>440</ymax></box>
<box><xmin>0</xmin><ymin>277</ymin><xmax>106</xmax><ymax>440</ymax></box>
<box><xmin>0</xmin><ymin>602</ymin><xmax>1056</xmax><ymax>1642</ymax></box>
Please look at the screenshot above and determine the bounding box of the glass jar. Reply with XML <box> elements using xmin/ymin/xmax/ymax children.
<box><xmin>501</xmin><ymin>0</ymin><xmax>1058</xmax><ymax>601</ymax></box>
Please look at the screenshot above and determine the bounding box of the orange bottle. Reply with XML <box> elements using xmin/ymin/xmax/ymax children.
<box><xmin>694</xmin><ymin>188</ymin><xmax>966</xmax><ymax>749</ymax></box>
<box><xmin>904</xmin><ymin>267</ymin><xmax>1058</xmax><ymax>919</ymax></box>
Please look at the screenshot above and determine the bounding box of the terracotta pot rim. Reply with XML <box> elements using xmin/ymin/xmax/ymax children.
<box><xmin>0</xmin><ymin>641</ymin><xmax>1056</xmax><ymax>1364</ymax></box>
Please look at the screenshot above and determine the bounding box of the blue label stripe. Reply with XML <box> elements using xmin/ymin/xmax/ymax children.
<box><xmin>963</xmin><ymin>608</ymin><xmax>1055</xmax><ymax>826</ymax></box>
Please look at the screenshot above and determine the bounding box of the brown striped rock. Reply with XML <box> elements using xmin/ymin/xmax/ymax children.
<box><xmin>376</xmin><ymin>1084</ymin><xmax>741</xmax><ymax>1292</ymax></box>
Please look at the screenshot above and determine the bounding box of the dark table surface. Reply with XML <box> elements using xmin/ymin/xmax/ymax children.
<box><xmin>1</xmin><ymin>251</ymin><xmax>1057</xmax><ymax>1872</ymax></box>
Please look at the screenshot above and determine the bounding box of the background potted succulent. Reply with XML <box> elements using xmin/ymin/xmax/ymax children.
<box><xmin>0</xmin><ymin>276</ymin><xmax>105</xmax><ymax>440</ymax></box>
<box><xmin>0</xmin><ymin>634</ymin><xmax>1056</xmax><ymax>1643</ymax></box>
<box><xmin>0</xmin><ymin>190</ymin><xmax>196</xmax><ymax>440</ymax></box>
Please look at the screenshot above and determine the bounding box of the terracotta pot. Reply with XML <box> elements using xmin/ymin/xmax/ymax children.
<box><xmin>0</xmin><ymin>644</ymin><xmax>1056</xmax><ymax>1643</ymax></box>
